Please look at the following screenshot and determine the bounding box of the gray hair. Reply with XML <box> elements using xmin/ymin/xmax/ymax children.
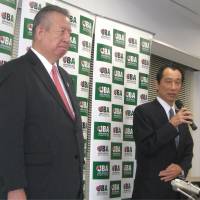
<box><xmin>32</xmin><ymin>5</ymin><xmax>70</xmax><ymax>40</ymax></box>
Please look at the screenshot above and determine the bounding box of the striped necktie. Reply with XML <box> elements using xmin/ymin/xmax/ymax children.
<box><xmin>169</xmin><ymin>108</ymin><xmax>179</xmax><ymax>147</ymax></box>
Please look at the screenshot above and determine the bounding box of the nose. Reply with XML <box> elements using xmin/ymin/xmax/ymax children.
<box><xmin>63</xmin><ymin>31</ymin><xmax>70</xmax><ymax>42</ymax></box>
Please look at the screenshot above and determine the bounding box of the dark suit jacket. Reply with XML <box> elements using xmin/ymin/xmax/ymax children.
<box><xmin>0</xmin><ymin>50</ymin><xmax>84</xmax><ymax>199</ymax></box>
<box><xmin>132</xmin><ymin>99</ymin><xmax>193</xmax><ymax>199</ymax></box>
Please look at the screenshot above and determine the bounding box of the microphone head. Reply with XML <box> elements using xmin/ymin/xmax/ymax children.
<box><xmin>175</xmin><ymin>99</ymin><xmax>183</xmax><ymax>109</ymax></box>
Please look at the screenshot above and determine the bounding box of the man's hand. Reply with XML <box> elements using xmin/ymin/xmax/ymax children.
<box><xmin>7</xmin><ymin>188</ymin><xmax>26</xmax><ymax>200</ymax></box>
<box><xmin>169</xmin><ymin>107</ymin><xmax>193</xmax><ymax>127</ymax></box>
<box><xmin>159</xmin><ymin>163</ymin><xmax>182</xmax><ymax>182</ymax></box>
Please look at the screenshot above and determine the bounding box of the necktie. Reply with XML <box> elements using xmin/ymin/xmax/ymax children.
<box><xmin>51</xmin><ymin>65</ymin><xmax>75</xmax><ymax>120</ymax></box>
<box><xmin>169</xmin><ymin>108</ymin><xmax>179</xmax><ymax>147</ymax></box>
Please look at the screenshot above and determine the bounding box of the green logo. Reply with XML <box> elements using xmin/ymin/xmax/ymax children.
<box><xmin>79</xmin><ymin>56</ymin><xmax>90</xmax><ymax>76</ymax></box>
<box><xmin>95</xmin><ymin>82</ymin><xmax>111</xmax><ymax>101</ymax></box>
<box><xmin>80</xmin><ymin>15</ymin><xmax>93</xmax><ymax>37</ymax></box>
<box><xmin>111</xmin><ymin>143</ymin><xmax>122</xmax><ymax>160</ymax></box>
<box><xmin>0</xmin><ymin>31</ymin><xmax>13</xmax><ymax>55</ymax></box>
<box><xmin>125</xmin><ymin>51</ymin><xmax>138</xmax><ymax>69</ymax></box>
<box><xmin>96</xmin><ymin>44</ymin><xmax>112</xmax><ymax>63</ymax></box>
<box><xmin>69</xmin><ymin>33</ymin><xmax>78</xmax><ymax>52</ymax></box>
<box><xmin>78</xmin><ymin>97</ymin><xmax>88</xmax><ymax>116</ymax></box>
<box><xmin>124</xmin><ymin>88</ymin><xmax>137</xmax><ymax>105</ymax></box>
<box><xmin>113</xmin><ymin>29</ymin><xmax>126</xmax><ymax>48</ymax></box>
<box><xmin>94</xmin><ymin>122</ymin><xmax>111</xmax><ymax>140</ymax></box>
<box><xmin>23</xmin><ymin>18</ymin><xmax>33</xmax><ymax>40</ymax></box>
<box><xmin>93</xmin><ymin>162</ymin><xmax>110</xmax><ymax>179</ymax></box>
<box><xmin>1</xmin><ymin>0</ymin><xmax>16</xmax><ymax>9</ymax></box>
<box><xmin>139</xmin><ymin>73</ymin><xmax>149</xmax><ymax>90</ymax></box>
<box><xmin>122</xmin><ymin>161</ymin><xmax>134</xmax><ymax>178</ymax></box>
<box><xmin>110</xmin><ymin>181</ymin><xmax>121</xmax><ymax>198</ymax></box>
<box><xmin>140</xmin><ymin>37</ymin><xmax>151</xmax><ymax>55</ymax></box>
<box><xmin>112</xmin><ymin>104</ymin><xmax>123</xmax><ymax>122</ymax></box>
<box><xmin>123</xmin><ymin>125</ymin><xmax>134</xmax><ymax>141</ymax></box>
<box><xmin>112</xmin><ymin>66</ymin><xmax>124</xmax><ymax>85</ymax></box>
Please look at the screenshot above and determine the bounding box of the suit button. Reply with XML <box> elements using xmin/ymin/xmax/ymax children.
<box><xmin>74</xmin><ymin>155</ymin><xmax>79</xmax><ymax>159</ymax></box>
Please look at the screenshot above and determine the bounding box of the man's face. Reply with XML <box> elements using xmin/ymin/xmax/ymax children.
<box><xmin>37</xmin><ymin>11</ymin><xmax>71</xmax><ymax>63</ymax></box>
<box><xmin>156</xmin><ymin>68</ymin><xmax>182</xmax><ymax>106</ymax></box>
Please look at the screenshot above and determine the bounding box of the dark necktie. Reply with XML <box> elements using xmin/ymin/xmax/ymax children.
<box><xmin>169</xmin><ymin>108</ymin><xmax>179</xmax><ymax>147</ymax></box>
<box><xmin>51</xmin><ymin>65</ymin><xmax>75</xmax><ymax>120</ymax></box>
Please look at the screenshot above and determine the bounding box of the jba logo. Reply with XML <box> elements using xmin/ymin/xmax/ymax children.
<box><xmin>1</xmin><ymin>12</ymin><xmax>14</xmax><ymax>23</ymax></box>
<box><xmin>140</xmin><ymin>93</ymin><xmax>148</xmax><ymax>104</ymax></box>
<box><xmin>113</xmin><ymin>89</ymin><xmax>122</xmax><ymax>99</ymax></box>
<box><xmin>125</xmin><ymin>91</ymin><xmax>136</xmax><ymax>99</ymax></box>
<box><xmin>80</xmin><ymin>60</ymin><xmax>90</xmax><ymax>71</ymax></box>
<box><xmin>82</xmin><ymin>40</ymin><xmax>91</xmax><ymax>51</ymax></box>
<box><xmin>123</xmin><ymin>183</ymin><xmax>131</xmax><ymax>193</ymax></box>
<box><xmin>112</xmin><ymin>145</ymin><xmax>121</xmax><ymax>153</ymax></box>
<box><xmin>126</xmin><ymin>73</ymin><xmax>136</xmax><ymax>80</ymax></box>
<box><xmin>62</xmin><ymin>56</ymin><xmax>75</xmax><ymax>69</ymax></box>
<box><xmin>110</xmin><ymin>181</ymin><xmax>121</xmax><ymax>198</ymax></box>
<box><xmin>114</xmin><ymin>70</ymin><xmax>123</xmax><ymax>79</ymax></box>
<box><xmin>27</xmin><ymin>23</ymin><xmax>33</xmax><ymax>32</ymax></box>
<box><xmin>98</xmin><ymin>106</ymin><xmax>110</xmax><ymax>113</ymax></box>
<box><xmin>96</xmin><ymin>185</ymin><xmax>108</xmax><ymax>193</ymax></box>
<box><xmin>112</xmin><ymin>164</ymin><xmax>120</xmax><ymax>173</ymax></box>
<box><xmin>113</xmin><ymin>107</ymin><xmax>122</xmax><ymax>115</ymax></box>
<box><xmin>142</xmin><ymin>58</ymin><xmax>150</xmax><ymax>66</ymax></box>
<box><xmin>0</xmin><ymin>35</ymin><xmax>12</xmax><ymax>46</ymax></box>
<box><xmin>29</xmin><ymin>1</ymin><xmax>42</xmax><ymax>12</ymax></box>
<box><xmin>113</xmin><ymin>127</ymin><xmax>121</xmax><ymax>134</ymax></box>
<box><xmin>99</xmin><ymin>67</ymin><xmax>110</xmax><ymax>78</ymax></box>
<box><xmin>127</xmin><ymin>55</ymin><xmax>137</xmax><ymax>64</ymax></box>
<box><xmin>140</xmin><ymin>38</ymin><xmax>151</xmax><ymax>55</ymax></box>
<box><xmin>96</xmin><ymin>165</ymin><xmax>109</xmax><ymax>172</ymax></box>
<box><xmin>98</xmin><ymin>86</ymin><xmax>110</xmax><ymax>95</ymax></box>
<box><xmin>97</xmin><ymin>125</ymin><xmax>110</xmax><ymax>133</ymax></box>
<box><xmin>79</xmin><ymin>100</ymin><xmax>88</xmax><ymax>110</ymax></box>
<box><xmin>113</xmin><ymin>29</ymin><xmax>125</xmax><ymax>48</ymax></box>
<box><xmin>101</xmin><ymin>29</ymin><xmax>111</xmax><ymax>39</ymax></box>
<box><xmin>82</xmin><ymin>20</ymin><xmax>92</xmax><ymax>30</ymax></box>
<box><xmin>126</xmin><ymin>73</ymin><xmax>136</xmax><ymax>84</ymax></box>
<box><xmin>97</xmin><ymin>145</ymin><xmax>109</xmax><ymax>153</ymax></box>
<box><xmin>124</xmin><ymin>146</ymin><xmax>132</xmax><ymax>153</ymax></box>
<box><xmin>125</xmin><ymin>127</ymin><xmax>133</xmax><ymax>134</ymax></box>
<box><xmin>125</xmin><ymin>110</ymin><xmax>134</xmax><ymax>117</ymax></box>
<box><xmin>122</xmin><ymin>162</ymin><xmax>133</xmax><ymax>178</ymax></box>
<box><xmin>69</xmin><ymin>15</ymin><xmax>77</xmax><ymax>27</ymax></box>
<box><xmin>114</xmin><ymin>52</ymin><xmax>124</xmax><ymax>62</ymax></box>
<box><xmin>100</xmin><ymin>47</ymin><xmax>111</xmax><ymax>56</ymax></box>
<box><xmin>80</xmin><ymin>81</ymin><xmax>89</xmax><ymax>89</ymax></box>
<box><xmin>128</xmin><ymin>37</ymin><xmax>137</xmax><ymax>47</ymax></box>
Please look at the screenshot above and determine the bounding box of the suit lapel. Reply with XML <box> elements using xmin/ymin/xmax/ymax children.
<box><xmin>25</xmin><ymin>50</ymin><xmax>72</xmax><ymax>118</ymax></box>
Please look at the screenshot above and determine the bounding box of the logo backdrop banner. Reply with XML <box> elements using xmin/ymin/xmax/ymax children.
<box><xmin>89</xmin><ymin>16</ymin><xmax>153</xmax><ymax>199</ymax></box>
<box><xmin>0</xmin><ymin>0</ymin><xmax>18</xmax><ymax>64</ymax></box>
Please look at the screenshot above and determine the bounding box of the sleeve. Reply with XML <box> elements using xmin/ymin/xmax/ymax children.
<box><xmin>179</xmin><ymin>125</ymin><xmax>193</xmax><ymax>176</ymax></box>
<box><xmin>0</xmin><ymin>69</ymin><xmax>27</xmax><ymax>194</ymax></box>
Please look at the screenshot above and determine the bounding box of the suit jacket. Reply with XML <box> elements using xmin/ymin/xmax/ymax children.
<box><xmin>132</xmin><ymin>99</ymin><xmax>193</xmax><ymax>199</ymax></box>
<box><xmin>0</xmin><ymin>50</ymin><xmax>84</xmax><ymax>199</ymax></box>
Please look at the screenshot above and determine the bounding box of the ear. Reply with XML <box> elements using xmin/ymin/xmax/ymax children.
<box><xmin>35</xmin><ymin>25</ymin><xmax>45</xmax><ymax>41</ymax></box>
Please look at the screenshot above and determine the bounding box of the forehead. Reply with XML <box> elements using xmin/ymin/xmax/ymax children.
<box><xmin>162</xmin><ymin>68</ymin><xmax>182</xmax><ymax>79</ymax></box>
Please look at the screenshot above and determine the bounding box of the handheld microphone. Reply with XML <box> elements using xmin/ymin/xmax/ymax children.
<box><xmin>171</xmin><ymin>179</ymin><xmax>200</xmax><ymax>196</ymax></box>
<box><xmin>175</xmin><ymin>100</ymin><xmax>198</xmax><ymax>131</ymax></box>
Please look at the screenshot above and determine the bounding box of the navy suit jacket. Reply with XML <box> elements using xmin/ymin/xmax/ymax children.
<box><xmin>0</xmin><ymin>50</ymin><xmax>84</xmax><ymax>199</ymax></box>
<box><xmin>132</xmin><ymin>99</ymin><xmax>193</xmax><ymax>199</ymax></box>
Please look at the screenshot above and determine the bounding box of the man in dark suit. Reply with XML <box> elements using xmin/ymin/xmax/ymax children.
<box><xmin>0</xmin><ymin>5</ymin><xmax>84</xmax><ymax>199</ymax></box>
<box><xmin>132</xmin><ymin>65</ymin><xmax>194</xmax><ymax>199</ymax></box>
